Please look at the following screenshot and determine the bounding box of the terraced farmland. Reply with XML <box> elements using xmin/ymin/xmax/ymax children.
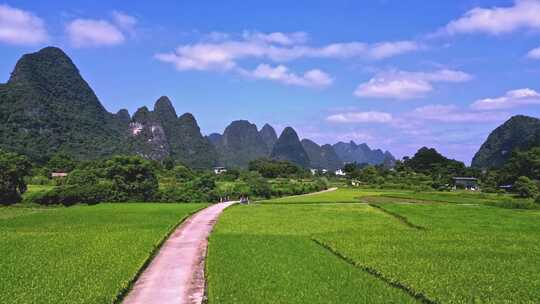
<box><xmin>207</xmin><ymin>188</ymin><xmax>540</xmax><ymax>303</ymax></box>
<box><xmin>0</xmin><ymin>203</ymin><xmax>206</xmax><ymax>304</ymax></box>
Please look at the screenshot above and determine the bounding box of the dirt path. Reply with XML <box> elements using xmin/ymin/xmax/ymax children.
<box><xmin>282</xmin><ymin>187</ymin><xmax>338</xmax><ymax>199</ymax></box>
<box><xmin>123</xmin><ymin>201</ymin><xmax>236</xmax><ymax>304</ymax></box>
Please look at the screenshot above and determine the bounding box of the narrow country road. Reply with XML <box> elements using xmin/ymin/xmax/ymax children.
<box><xmin>123</xmin><ymin>201</ymin><xmax>236</xmax><ymax>304</ymax></box>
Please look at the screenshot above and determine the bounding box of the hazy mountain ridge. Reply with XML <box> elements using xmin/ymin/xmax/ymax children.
<box><xmin>333</xmin><ymin>141</ymin><xmax>395</xmax><ymax>166</ymax></box>
<box><xmin>301</xmin><ymin>139</ymin><xmax>343</xmax><ymax>171</ymax></box>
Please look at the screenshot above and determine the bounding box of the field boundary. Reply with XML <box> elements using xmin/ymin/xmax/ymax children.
<box><xmin>368</xmin><ymin>203</ymin><xmax>426</xmax><ymax>230</ymax></box>
<box><xmin>312</xmin><ymin>239</ymin><xmax>438</xmax><ymax>304</ymax></box>
<box><xmin>112</xmin><ymin>205</ymin><xmax>207</xmax><ymax>304</ymax></box>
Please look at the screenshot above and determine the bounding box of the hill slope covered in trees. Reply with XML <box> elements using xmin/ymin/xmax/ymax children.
<box><xmin>472</xmin><ymin>115</ymin><xmax>540</xmax><ymax>168</ymax></box>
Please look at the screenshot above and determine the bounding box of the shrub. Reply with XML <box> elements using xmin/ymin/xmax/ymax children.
<box><xmin>104</xmin><ymin>156</ymin><xmax>158</xmax><ymax>201</ymax></box>
<box><xmin>65</xmin><ymin>169</ymin><xmax>99</xmax><ymax>186</ymax></box>
<box><xmin>514</xmin><ymin>176</ymin><xmax>539</xmax><ymax>198</ymax></box>
<box><xmin>487</xmin><ymin>199</ymin><xmax>539</xmax><ymax>210</ymax></box>
<box><xmin>27</xmin><ymin>175</ymin><xmax>53</xmax><ymax>186</ymax></box>
<box><xmin>32</xmin><ymin>184</ymin><xmax>112</xmax><ymax>206</ymax></box>
<box><xmin>0</xmin><ymin>150</ymin><xmax>31</xmax><ymax>205</ymax></box>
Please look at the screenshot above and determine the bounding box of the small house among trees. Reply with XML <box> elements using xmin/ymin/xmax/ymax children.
<box><xmin>213</xmin><ymin>167</ymin><xmax>227</xmax><ymax>175</ymax></box>
<box><xmin>51</xmin><ymin>172</ymin><xmax>68</xmax><ymax>178</ymax></box>
<box><xmin>335</xmin><ymin>169</ymin><xmax>346</xmax><ymax>176</ymax></box>
<box><xmin>452</xmin><ymin>177</ymin><xmax>479</xmax><ymax>191</ymax></box>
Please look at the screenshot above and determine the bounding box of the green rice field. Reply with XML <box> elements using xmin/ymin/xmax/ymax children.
<box><xmin>207</xmin><ymin>188</ymin><xmax>540</xmax><ymax>303</ymax></box>
<box><xmin>0</xmin><ymin>203</ymin><xmax>206</xmax><ymax>304</ymax></box>
<box><xmin>2</xmin><ymin>187</ymin><xmax>539</xmax><ymax>303</ymax></box>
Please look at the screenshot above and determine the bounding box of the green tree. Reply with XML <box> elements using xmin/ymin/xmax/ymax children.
<box><xmin>514</xmin><ymin>176</ymin><xmax>539</xmax><ymax>198</ymax></box>
<box><xmin>247</xmin><ymin>173</ymin><xmax>272</xmax><ymax>199</ymax></box>
<box><xmin>47</xmin><ymin>153</ymin><xmax>76</xmax><ymax>173</ymax></box>
<box><xmin>0</xmin><ymin>150</ymin><xmax>31</xmax><ymax>204</ymax></box>
<box><xmin>65</xmin><ymin>169</ymin><xmax>99</xmax><ymax>186</ymax></box>
<box><xmin>501</xmin><ymin>147</ymin><xmax>540</xmax><ymax>183</ymax></box>
<box><xmin>248</xmin><ymin>158</ymin><xmax>303</xmax><ymax>178</ymax></box>
<box><xmin>173</xmin><ymin>165</ymin><xmax>194</xmax><ymax>180</ymax></box>
<box><xmin>104</xmin><ymin>156</ymin><xmax>158</xmax><ymax>201</ymax></box>
<box><xmin>359</xmin><ymin>166</ymin><xmax>378</xmax><ymax>183</ymax></box>
<box><xmin>162</xmin><ymin>157</ymin><xmax>175</xmax><ymax>170</ymax></box>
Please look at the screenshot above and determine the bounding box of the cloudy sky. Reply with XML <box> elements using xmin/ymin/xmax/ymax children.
<box><xmin>1</xmin><ymin>0</ymin><xmax>540</xmax><ymax>163</ymax></box>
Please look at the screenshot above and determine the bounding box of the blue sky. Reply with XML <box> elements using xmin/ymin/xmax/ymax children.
<box><xmin>1</xmin><ymin>0</ymin><xmax>540</xmax><ymax>164</ymax></box>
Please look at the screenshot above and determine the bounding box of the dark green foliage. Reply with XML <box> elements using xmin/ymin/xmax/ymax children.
<box><xmin>0</xmin><ymin>150</ymin><xmax>31</xmax><ymax>204</ymax></box>
<box><xmin>103</xmin><ymin>156</ymin><xmax>159</xmax><ymax>201</ymax></box>
<box><xmin>343</xmin><ymin>162</ymin><xmax>368</xmax><ymax>175</ymax></box>
<box><xmin>271</xmin><ymin>127</ymin><xmax>310</xmax><ymax>168</ymax></box>
<box><xmin>404</xmin><ymin>147</ymin><xmax>467</xmax><ymax>181</ymax></box>
<box><xmin>301</xmin><ymin>139</ymin><xmax>343</xmax><ymax>170</ymax></box>
<box><xmin>499</xmin><ymin>147</ymin><xmax>540</xmax><ymax>183</ymax></box>
<box><xmin>172</xmin><ymin>165</ymin><xmax>194</xmax><ymax>180</ymax></box>
<box><xmin>216</xmin><ymin>168</ymin><xmax>240</xmax><ymax>181</ymax></box>
<box><xmin>65</xmin><ymin>169</ymin><xmax>99</xmax><ymax>186</ymax></box>
<box><xmin>212</xmin><ymin>120</ymin><xmax>270</xmax><ymax>168</ymax></box>
<box><xmin>32</xmin><ymin>184</ymin><xmax>111</xmax><ymax>206</ymax></box>
<box><xmin>174</xmin><ymin>113</ymin><xmax>218</xmax><ymax>168</ymax></box>
<box><xmin>248</xmin><ymin>176</ymin><xmax>272</xmax><ymax>199</ymax></box>
<box><xmin>472</xmin><ymin>115</ymin><xmax>540</xmax><ymax>168</ymax></box>
<box><xmin>46</xmin><ymin>152</ymin><xmax>76</xmax><ymax>173</ymax></box>
<box><xmin>513</xmin><ymin>176</ymin><xmax>539</xmax><ymax>198</ymax></box>
<box><xmin>248</xmin><ymin>158</ymin><xmax>304</xmax><ymax>178</ymax></box>
<box><xmin>157</xmin><ymin>173</ymin><xmax>217</xmax><ymax>203</ymax></box>
<box><xmin>162</xmin><ymin>157</ymin><xmax>175</xmax><ymax>170</ymax></box>
<box><xmin>0</xmin><ymin>47</ymin><xmax>129</xmax><ymax>162</ymax></box>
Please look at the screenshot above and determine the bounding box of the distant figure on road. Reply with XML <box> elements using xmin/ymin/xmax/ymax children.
<box><xmin>240</xmin><ymin>196</ymin><xmax>250</xmax><ymax>204</ymax></box>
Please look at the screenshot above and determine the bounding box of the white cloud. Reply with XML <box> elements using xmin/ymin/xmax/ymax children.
<box><xmin>527</xmin><ymin>47</ymin><xmax>540</xmax><ymax>59</ymax></box>
<box><xmin>368</xmin><ymin>41</ymin><xmax>420</xmax><ymax>59</ymax></box>
<box><xmin>242</xmin><ymin>31</ymin><xmax>308</xmax><ymax>45</ymax></box>
<box><xmin>408</xmin><ymin>104</ymin><xmax>507</xmax><ymax>122</ymax></box>
<box><xmin>354</xmin><ymin>69</ymin><xmax>472</xmax><ymax>100</ymax></box>
<box><xmin>246</xmin><ymin>64</ymin><xmax>333</xmax><ymax>88</ymax></box>
<box><xmin>0</xmin><ymin>4</ymin><xmax>47</xmax><ymax>45</ymax></box>
<box><xmin>471</xmin><ymin>88</ymin><xmax>540</xmax><ymax>110</ymax></box>
<box><xmin>67</xmin><ymin>19</ymin><xmax>125</xmax><ymax>48</ymax></box>
<box><xmin>326</xmin><ymin>111</ymin><xmax>393</xmax><ymax>123</ymax></box>
<box><xmin>66</xmin><ymin>12</ymin><xmax>137</xmax><ymax>48</ymax></box>
<box><xmin>443</xmin><ymin>0</ymin><xmax>540</xmax><ymax>35</ymax></box>
<box><xmin>112</xmin><ymin>11</ymin><xmax>137</xmax><ymax>34</ymax></box>
<box><xmin>155</xmin><ymin>32</ymin><xmax>420</xmax><ymax>71</ymax></box>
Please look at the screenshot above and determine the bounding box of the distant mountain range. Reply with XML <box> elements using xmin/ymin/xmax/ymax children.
<box><xmin>333</xmin><ymin>141</ymin><xmax>395</xmax><ymax>168</ymax></box>
<box><xmin>0</xmin><ymin>46</ymin><xmax>395</xmax><ymax>169</ymax></box>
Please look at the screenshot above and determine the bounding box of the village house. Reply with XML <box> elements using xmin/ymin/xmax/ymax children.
<box><xmin>452</xmin><ymin>177</ymin><xmax>479</xmax><ymax>191</ymax></box>
<box><xmin>51</xmin><ymin>172</ymin><xmax>68</xmax><ymax>178</ymax></box>
<box><xmin>213</xmin><ymin>167</ymin><xmax>227</xmax><ymax>175</ymax></box>
<box><xmin>335</xmin><ymin>169</ymin><xmax>346</xmax><ymax>176</ymax></box>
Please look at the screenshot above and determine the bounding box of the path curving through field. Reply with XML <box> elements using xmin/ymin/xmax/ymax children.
<box><xmin>123</xmin><ymin>201</ymin><xmax>236</xmax><ymax>304</ymax></box>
